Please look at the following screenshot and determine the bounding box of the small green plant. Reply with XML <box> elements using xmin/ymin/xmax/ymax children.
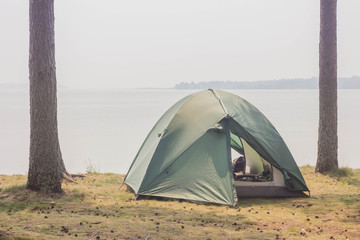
<box><xmin>85</xmin><ymin>159</ymin><xmax>100</xmax><ymax>174</ymax></box>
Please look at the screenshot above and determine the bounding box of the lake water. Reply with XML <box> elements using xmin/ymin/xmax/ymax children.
<box><xmin>1</xmin><ymin>89</ymin><xmax>359</xmax><ymax>175</ymax></box>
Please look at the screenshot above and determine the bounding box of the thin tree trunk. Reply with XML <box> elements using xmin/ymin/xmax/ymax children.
<box><xmin>27</xmin><ymin>0</ymin><xmax>66</xmax><ymax>193</ymax></box>
<box><xmin>316</xmin><ymin>0</ymin><xmax>338</xmax><ymax>173</ymax></box>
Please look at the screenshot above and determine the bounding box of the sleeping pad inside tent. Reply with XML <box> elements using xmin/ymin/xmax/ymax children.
<box><xmin>123</xmin><ymin>89</ymin><xmax>309</xmax><ymax>206</ymax></box>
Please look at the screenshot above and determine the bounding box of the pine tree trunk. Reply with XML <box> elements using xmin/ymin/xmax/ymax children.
<box><xmin>316</xmin><ymin>0</ymin><xmax>338</xmax><ymax>173</ymax></box>
<box><xmin>27</xmin><ymin>0</ymin><xmax>65</xmax><ymax>193</ymax></box>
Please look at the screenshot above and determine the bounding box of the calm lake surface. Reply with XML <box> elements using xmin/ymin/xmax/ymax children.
<box><xmin>1</xmin><ymin>89</ymin><xmax>359</xmax><ymax>174</ymax></box>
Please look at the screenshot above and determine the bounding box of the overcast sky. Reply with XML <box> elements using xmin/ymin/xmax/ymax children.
<box><xmin>1</xmin><ymin>0</ymin><xmax>359</xmax><ymax>89</ymax></box>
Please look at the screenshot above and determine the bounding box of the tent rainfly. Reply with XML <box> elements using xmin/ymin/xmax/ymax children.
<box><xmin>124</xmin><ymin>90</ymin><xmax>309</xmax><ymax>206</ymax></box>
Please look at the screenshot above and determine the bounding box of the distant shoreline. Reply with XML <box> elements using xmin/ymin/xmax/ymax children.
<box><xmin>2</xmin><ymin>76</ymin><xmax>360</xmax><ymax>91</ymax></box>
<box><xmin>174</xmin><ymin>76</ymin><xmax>360</xmax><ymax>90</ymax></box>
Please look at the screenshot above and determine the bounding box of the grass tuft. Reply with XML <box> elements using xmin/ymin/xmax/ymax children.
<box><xmin>327</xmin><ymin>167</ymin><xmax>354</xmax><ymax>178</ymax></box>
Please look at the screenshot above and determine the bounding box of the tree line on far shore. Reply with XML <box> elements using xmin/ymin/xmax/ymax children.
<box><xmin>174</xmin><ymin>76</ymin><xmax>360</xmax><ymax>90</ymax></box>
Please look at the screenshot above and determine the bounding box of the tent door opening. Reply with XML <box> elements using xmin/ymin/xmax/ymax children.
<box><xmin>230</xmin><ymin>132</ymin><xmax>273</xmax><ymax>183</ymax></box>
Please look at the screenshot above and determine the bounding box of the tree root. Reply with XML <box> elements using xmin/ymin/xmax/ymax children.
<box><xmin>62</xmin><ymin>173</ymin><xmax>78</xmax><ymax>184</ymax></box>
<box><xmin>62</xmin><ymin>172</ymin><xmax>85</xmax><ymax>182</ymax></box>
<box><xmin>70</xmin><ymin>174</ymin><xmax>86</xmax><ymax>178</ymax></box>
<box><xmin>62</xmin><ymin>171</ymin><xmax>86</xmax><ymax>184</ymax></box>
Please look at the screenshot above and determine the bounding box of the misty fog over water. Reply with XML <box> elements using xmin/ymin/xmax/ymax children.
<box><xmin>1</xmin><ymin>89</ymin><xmax>359</xmax><ymax>174</ymax></box>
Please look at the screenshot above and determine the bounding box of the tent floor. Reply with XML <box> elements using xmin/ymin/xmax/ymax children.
<box><xmin>235</xmin><ymin>183</ymin><xmax>308</xmax><ymax>198</ymax></box>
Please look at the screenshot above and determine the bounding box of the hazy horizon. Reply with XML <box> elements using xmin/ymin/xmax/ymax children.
<box><xmin>2</xmin><ymin>76</ymin><xmax>360</xmax><ymax>91</ymax></box>
<box><xmin>1</xmin><ymin>1</ymin><xmax>360</xmax><ymax>90</ymax></box>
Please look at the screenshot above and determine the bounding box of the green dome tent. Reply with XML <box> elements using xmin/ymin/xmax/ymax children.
<box><xmin>124</xmin><ymin>90</ymin><xmax>309</xmax><ymax>206</ymax></box>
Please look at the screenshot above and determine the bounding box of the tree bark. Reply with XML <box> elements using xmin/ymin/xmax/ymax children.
<box><xmin>316</xmin><ymin>0</ymin><xmax>338</xmax><ymax>173</ymax></box>
<box><xmin>27</xmin><ymin>0</ymin><xmax>66</xmax><ymax>193</ymax></box>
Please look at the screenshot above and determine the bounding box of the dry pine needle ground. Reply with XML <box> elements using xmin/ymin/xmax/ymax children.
<box><xmin>0</xmin><ymin>166</ymin><xmax>359</xmax><ymax>240</ymax></box>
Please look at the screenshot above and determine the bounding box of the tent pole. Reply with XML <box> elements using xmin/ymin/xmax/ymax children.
<box><xmin>209</xmin><ymin>89</ymin><xmax>228</xmax><ymax>115</ymax></box>
<box><xmin>224</xmin><ymin>118</ymin><xmax>238</xmax><ymax>206</ymax></box>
